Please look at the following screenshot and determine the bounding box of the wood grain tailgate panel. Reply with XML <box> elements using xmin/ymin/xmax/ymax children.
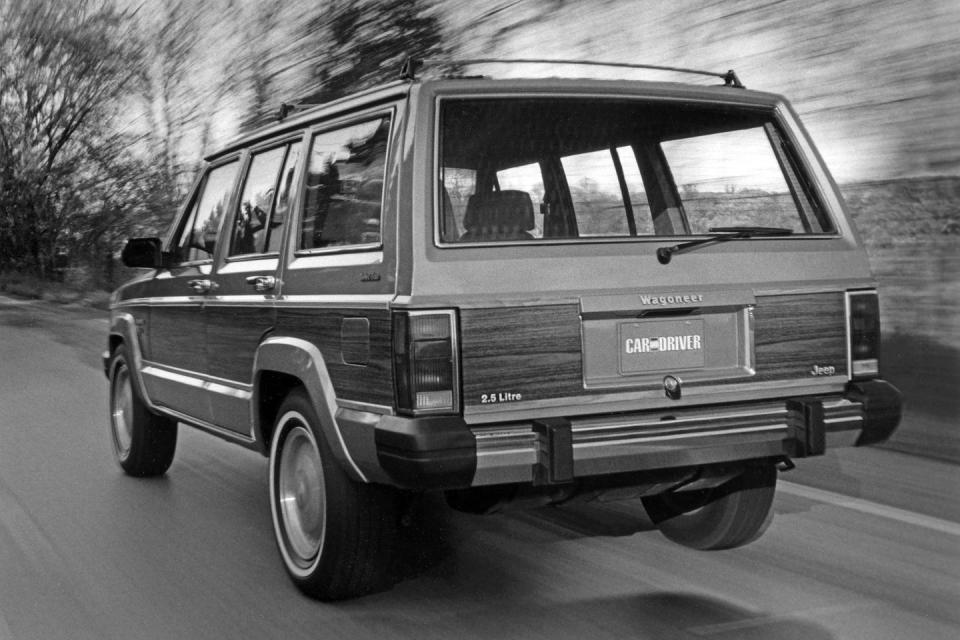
<box><xmin>752</xmin><ymin>292</ymin><xmax>847</xmax><ymax>381</ymax></box>
<box><xmin>459</xmin><ymin>304</ymin><xmax>583</xmax><ymax>405</ymax></box>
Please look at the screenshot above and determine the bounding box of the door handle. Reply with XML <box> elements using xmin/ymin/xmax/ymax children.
<box><xmin>245</xmin><ymin>275</ymin><xmax>277</xmax><ymax>292</ymax></box>
<box><xmin>186</xmin><ymin>279</ymin><xmax>218</xmax><ymax>294</ymax></box>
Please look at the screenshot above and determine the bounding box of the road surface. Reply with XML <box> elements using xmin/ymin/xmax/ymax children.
<box><xmin>0</xmin><ymin>295</ymin><xmax>957</xmax><ymax>639</ymax></box>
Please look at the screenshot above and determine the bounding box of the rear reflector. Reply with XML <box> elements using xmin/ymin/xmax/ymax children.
<box><xmin>847</xmin><ymin>291</ymin><xmax>880</xmax><ymax>380</ymax></box>
<box><xmin>393</xmin><ymin>310</ymin><xmax>459</xmax><ymax>415</ymax></box>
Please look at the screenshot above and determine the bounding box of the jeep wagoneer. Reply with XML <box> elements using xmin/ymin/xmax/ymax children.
<box><xmin>106</xmin><ymin>59</ymin><xmax>901</xmax><ymax>600</ymax></box>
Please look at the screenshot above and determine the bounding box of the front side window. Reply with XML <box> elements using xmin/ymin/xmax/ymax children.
<box><xmin>438</xmin><ymin>98</ymin><xmax>831</xmax><ymax>244</ymax></box>
<box><xmin>299</xmin><ymin>116</ymin><xmax>390</xmax><ymax>251</ymax></box>
<box><xmin>172</xmin><ymin>160</ymin><xmax>240</xmax><ymax>263</ymax></box>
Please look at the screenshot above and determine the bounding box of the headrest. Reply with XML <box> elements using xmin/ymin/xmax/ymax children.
<box><xmin>463</xmin><ymin>190</ymin><xmax>535</xmax><ymax>231</ymax></box>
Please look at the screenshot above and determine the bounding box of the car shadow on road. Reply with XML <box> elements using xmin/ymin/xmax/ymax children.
<box><xmin>377</xmin><ymin>496</ymin><xmax>839</xmax><ymax>639</ymax></box>
<box><xmin>359</xmin><ymin>583</ymin><xmax>837</xmax><ymax>640</ymax></box>
<box><xmin>393</xmin><ymin>492</ymin><xmax>658</xmax><ymax>580</ymax></box>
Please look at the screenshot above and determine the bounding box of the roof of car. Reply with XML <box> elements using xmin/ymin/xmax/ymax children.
<box><xmin>207</xmin><ymin>72</ymin><xmax>786</xmax><ymax>162</ymax></box>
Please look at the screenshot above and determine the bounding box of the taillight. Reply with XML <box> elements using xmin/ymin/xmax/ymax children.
<box><xmin>393</xmin><ymin>310</ymin><xmax>459</xmax><ymax>415</ymax></box>
<box><xmin>847</xmin><ymin>290</ymin><xmax>880</xmax><ymax>379</ymax></box>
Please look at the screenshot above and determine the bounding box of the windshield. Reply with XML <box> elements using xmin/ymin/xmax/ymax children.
<box><xmin>437</xmin><ymin>98</ymin><xmax>833</xmax><ymax>244</ymax></box>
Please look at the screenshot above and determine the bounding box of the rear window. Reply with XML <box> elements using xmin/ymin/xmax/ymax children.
<box><xmin>438</xmin><ymin>98</ymin><xmax>832</xmax><ymax>244</ymax></box>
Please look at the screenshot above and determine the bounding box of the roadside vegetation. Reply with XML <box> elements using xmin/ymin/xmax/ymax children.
<box><xmin>0</xmin><ymin>0</ymin><xmax>447</xmax><ymax>294</ymax></box>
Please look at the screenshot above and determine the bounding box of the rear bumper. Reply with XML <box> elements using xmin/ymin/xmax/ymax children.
<box><xmin>369</xmin><ymin>380</ymin><xmax>901</xmax><ymax>489</ymax></box>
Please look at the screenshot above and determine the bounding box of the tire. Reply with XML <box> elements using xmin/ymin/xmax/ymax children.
<box><xmin>642</xmin><ymin>463</ymin><xmax>777</xmax><ymax>550</ymax></box>
<box><xmin>269</xmin><ymin>389</ymin><xmax>398</xmax><ymax>600</ymax></box>
<box><xmin>108</xmin><ymin>345</ymin><xmax>177</xmax><ymax>477</ymax></box>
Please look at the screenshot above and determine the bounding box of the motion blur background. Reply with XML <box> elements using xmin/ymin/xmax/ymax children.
<box><xmin>1</xmin><ymin>0</ymin><xmax>957</xmax><ymax>458</ymax></box>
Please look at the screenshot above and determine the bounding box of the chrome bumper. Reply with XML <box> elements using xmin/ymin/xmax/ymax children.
<box><xmin>471</xmin><ymin>397</ymin><xmax>868</xmax><ymax>486</ymax></box>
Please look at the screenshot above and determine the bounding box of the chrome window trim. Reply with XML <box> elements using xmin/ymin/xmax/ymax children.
<box><xmin>276</xmin><ymin>294</ymin><xmax>394</xmax><ymax>309</ymax></box>
<box><xmin>154</xmin><ymin>263</ymin><xmax>213</xmax><ymax>278</ymax></box>
<box><xmin>115</xmin><ymin>293</ymin><xmax>396</xmax><ymax>309</ymax></box>
<box><xmin>218</xmin><ymin>256</ymin><xmax>279</xmax><ymax>273</ymax></box>
<box><xmin>287</xmin><ymin>249</ymin><xmax>384</xmax><ymax>270</ymax></box>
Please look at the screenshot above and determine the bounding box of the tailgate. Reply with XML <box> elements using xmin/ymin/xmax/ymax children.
<box><xmin>458</xmin><ymin>290</ymin><xmax>848</xmax><ymax>417</ymax></box>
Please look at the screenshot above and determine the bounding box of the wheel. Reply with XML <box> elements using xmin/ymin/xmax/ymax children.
<box><xmin>109</xmin><ymin>345</ymin><xmax>177</xmax><ymax>476</ymax></box>
<box><xmin>642</xmin><ymin>463</ymin><xmax>777</xmax><ymax>550</ymax></box>
<box><xmin>269</xmin><ymin>389</ymin><xmax>398</xmax><ymax>600</ymax></box>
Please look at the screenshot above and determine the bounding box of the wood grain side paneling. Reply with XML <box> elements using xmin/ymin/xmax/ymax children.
<box><xmin>752</xmin><ymin>292</ymin><xmax>846</xmax><ymax>381</ymax></box>
<box><xmin>459</xmin><ymin>305</ymin><xmax>583</xmax><ymax>406</ymax></box>
<box><xmin>206</xmin><ymin>305</ymin><xmax>275</xmax><ymax>383</ymax></box>
<box><xmin>275</xmin><ymin>308</ymin><xmax>393</xmax><ymax>406</ymax></box>
<box><xmin>149</xmin><ymin>305</ymin><xmax>206</xmax><ymax>373</ymax></box>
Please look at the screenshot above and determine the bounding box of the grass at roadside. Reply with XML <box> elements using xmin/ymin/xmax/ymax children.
<box><xmin>0</xmin><ymin>269</ymin><xmax>112</xmax><ymax>309</ymax></box>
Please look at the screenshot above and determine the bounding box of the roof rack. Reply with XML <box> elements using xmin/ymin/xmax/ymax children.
<box><xmin>399</xmin><ymin>57</ymin><xmax>744</xmax><ymax>89</ymax></box>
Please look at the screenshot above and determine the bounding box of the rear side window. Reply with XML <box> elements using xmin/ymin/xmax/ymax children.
<box><xmin>172</xmin><ymin>160</ymin><xmax>240</xmax><ymax>263</ymax></box>
<box><xmin>299</xmin><ymin>116</ymin><xmax>391</xmax><ymax>251</ymax></box>
<box><xmin>438</xmin><ymin>98</ymin><xmax>832</xmax><ymax>244</ymax></box>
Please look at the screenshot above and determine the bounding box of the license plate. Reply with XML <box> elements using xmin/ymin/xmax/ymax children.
<box><xmin>619</xmin><ymin>318</ymin><xmax>705</xmax><ymax>373</ymax></box>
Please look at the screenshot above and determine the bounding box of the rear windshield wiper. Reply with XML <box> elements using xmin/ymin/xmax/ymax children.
<box><xmin>656</xmin><ymin>226</ymin><xmax>794</xmax><ymax>264</ymax></box>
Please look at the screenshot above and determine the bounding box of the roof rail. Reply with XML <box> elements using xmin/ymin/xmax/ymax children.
<box><xmin>399</xmin><ymin>57</ymin><xmax>744</xmax><ymax>88</ymax></box>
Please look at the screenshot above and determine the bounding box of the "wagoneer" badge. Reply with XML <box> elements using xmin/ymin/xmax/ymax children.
<box><xmin>639</xmin><ymin>293</ymin><xmax>704</xmax><ymax>306</ymax></box>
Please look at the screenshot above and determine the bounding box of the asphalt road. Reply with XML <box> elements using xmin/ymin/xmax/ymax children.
<box><xmin>1</xmin><ymin>296</ymin><xmax>958</xmax><ymax>640</ymax></box>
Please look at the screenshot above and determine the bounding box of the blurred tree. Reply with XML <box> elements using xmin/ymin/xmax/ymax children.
<box><xmin>300</xmin><ymin>0</ymin><xmax>449</xmax><ymax>103</ymax></box>
<box><xmin>130</xmin><ymin>0</ymin><xmax>247</xmax><ymax>257</ymax></box>
<box><xmin>135</xmin><ymin>0</ymin><xmax>206</xmax><ymax>201</ymax></box>
<box><xmin>235</xmin><ymin>0</ymin><xmax>287</xmax><ymax>130</ymax></box>
<box><xmin>0</xmin><ymin>0</ymin><xmax>143</xmax><ymax>278</ymax></box>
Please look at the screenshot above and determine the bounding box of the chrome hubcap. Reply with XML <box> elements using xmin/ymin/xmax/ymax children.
<box><xmin>111</xmin><ymin>365</ymin><xmax>133</xmax><ymax>458</ymax></box>
<box><xmin>277</xmin><ymin>424</ymin><xmax>325</xmax><ymax>565</ymax></box>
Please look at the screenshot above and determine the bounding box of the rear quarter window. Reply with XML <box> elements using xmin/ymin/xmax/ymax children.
<box><xmin>299</xmin><ymin>116</ymin><xmax>391</xmax><ymax>252</ymax></box>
